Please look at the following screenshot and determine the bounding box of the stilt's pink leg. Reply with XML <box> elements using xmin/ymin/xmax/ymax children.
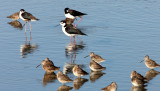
<box><xmin>29</xmin><ymin>22</ymin><xmax>31</xmax><ymax>32</ymax></box>
<box><xmin>29</xmin><ymin>22</ymin><xmax>32</xmax><ymax>41</ymax></box>
<box><xmin>25</xmin><ymin>21</ymin><xmax>27</xmax><ymax>33</ymax></box>
<box><xmin>73</xmin><ymin>36</ymin><xmax>76</xmax><ymax>45</ymax></box>
<box><xmin>70</xmin><ymin>36</ymin><xmax>73</xmax><ymax>45</ymax></box>
<box><xmin>75</xmin><ymin>17</ymin><xmax>83</xmax><ymax>27</ymax></box>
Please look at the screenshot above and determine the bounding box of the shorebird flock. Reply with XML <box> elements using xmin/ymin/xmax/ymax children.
<box><xmin>7</xmin><ymin>8</ymin><xmax>160</xmax><ymax>91</ymax></box>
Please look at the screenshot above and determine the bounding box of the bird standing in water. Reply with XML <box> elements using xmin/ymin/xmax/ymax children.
<box><xmin>19</xmin><ymin>9</ymin><xmax>39</xmax><ymax>32</ymax></box>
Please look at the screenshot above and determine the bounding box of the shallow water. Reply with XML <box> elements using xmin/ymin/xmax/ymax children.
<box><xmin>0</xmin><ymin>0</ymin><xmax>160</xmax><ymax>91</ymax></box>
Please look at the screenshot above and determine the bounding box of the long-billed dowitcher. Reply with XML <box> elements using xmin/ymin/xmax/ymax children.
<box><xmin>72</xmin><ymin>65</ymin><xmax>88</xmax><ymax>78</ymax></box>
<box><xmin>141</xmin><ymin>55</ymin><xmax>160</xmax><ymax>69</ymax></box>
<box><xmin>64</xmin><ymin>8</ymin><xmax>87</xmax><ymax>27</ymax></box>
<box><xmin>85</xmin><ymin>52</ymin><xmax>106</xmax><ymax>63</ymax></box>
<box><xmin>19</xmin><ymin>9</ymin><xmax>39</xmax><ymax>32</ymax></box>
<box><xmin>7</xmin><ymin>12</ymin><xmax>19</xmax><ymax>20</ymax></box>
<box><xmin>60</xmin><ymin>20</ymin><xmax>87</xmax><ymax>44</ymax></box>
<box><xmin>89</xmin><ymin>60</ymin><xmax>106</xmax><ymax>71</ymax></box>
<box><xmin>130</xmin><ymin>71</ymin><xmax>146</xmax><ymax>81</ymax></box>
<box><xmin>57</xmin><ymin>71</ymin><xmax>73</xmax><ymax>84</ymax></box>
<box><xmin>36</xmin><ymin>58</ymin><xmax>60</xmax><ymax>73</ymax></box>
<box><xmin>101</xmin><ymin>82</ymin><xmax>117</xmax><ymax>91</ymax></box>
<box><xmin>131</xmin><ymin>76</ymin><xmax>146</xmax><ymax>87</ymax></box>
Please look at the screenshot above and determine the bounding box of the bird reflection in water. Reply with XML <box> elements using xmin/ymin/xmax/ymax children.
<box><xmin>57</xmin><ymin>85</ymin><xmax>73</xmax><ymax>91</ymax></box>
<box><xmin>73</xmin><ymin>78</ymin><xmax>88</xmax><ymax>90</ymax></box>
<box><xmin>42</xmin><ymin>72</ymin><xmax>57</xmax><ymax>86</ymax></box>
<box><xmin>8</xmin><ymin>20</ymin><xmax>23</xmax><ymax>30</ymax></box>
<box><xmin>63</xmin><ymin>41</ymin><xmax>85</xmax><ymax>75</ymax></box>
<box><xmin>131</xmin><ymin>86</ymin><xmax>147</xmax><ymax>91</ymax></box>
<box><xmin>20</xmin><ymin>32</ymin><xmax>38</xmax><ymax>58</ymax></box>
<box><xmin>145</xmin><ymin>69</ymin><xmax>160</xmax><ymax>82</ymax></box>
<box><xmin>90</xmin><ymin>71</ymin><xmax>105</xmax><ymax>83</ymax></box>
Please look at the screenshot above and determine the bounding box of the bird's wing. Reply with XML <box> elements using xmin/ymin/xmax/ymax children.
<box><xmin>69</xmin><ymin>9</ymin><xmax>87</xmax><ymax>16</ymax></box>
<box><xmin>148</xmin><ymin>59</ymin><xmax>160</xmax><ymax>66</ymax></box>
<box><xmin>65</xmin><ymin>26</ymin><xmax>86</xmax><ymax>35</ymax></box>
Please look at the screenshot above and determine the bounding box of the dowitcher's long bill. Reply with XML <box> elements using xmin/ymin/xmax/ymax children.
<box><xmin>36</xmin><ymin>58</ymin><xmax>60</xmax><ymax>73</ymax></box>
<box><xmin>72</xmin><ymin>65</ymin><xmax>88</xmax><ymax>78</ymax></box>
<box><xmin>64</xmin><ymin>8</ymin><xmax>87</xmax><ymax>27</ymax></box>
<box><xmin>101</xmin><ymin>82</ymin><xmax>117</xmax><ymax>91</ymax></box>
<box><xmin>85</xmin><ymin>52</ymin><xmax>106</xmax><ymax>63</ymax></box>
<box><xmin>131</xmin><ymin>76</ymin><xmax>146</xmax><ymax>87</ymax></box>
<box><xmin>130</xmin><ymin>71</ymin><xmax>146</xmax><ymax>81</ymax></box>
<box><xmin>60</xmin><ymin>20</ymin><xmax>87</xmax><ymax>45</ymax></box>
<box><xmin>143</xmin><ymin>55</ymin><xmax>160</xmax><ymax>69</ymax></box>
<box><xmin>7</xmin><ymin>12</ymin><xmax>20</xmax><ymax>20</ymax></box>
<box><xmin>19</xmin><ymin>9</ymin><xmax>39</xmax><ymax>32</ymax></box>
<box><xmin>57</xmin><ymin>71</ymin><xmax>73</xmax><ymax>84</ymax></box>
<box><xmin>89</xmin><ymin>60</ymin><xmax>106</xmax><ymax>71</ymax></box>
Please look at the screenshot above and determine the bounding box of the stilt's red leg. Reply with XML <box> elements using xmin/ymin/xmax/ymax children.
<box><xmin>70</xmin><ymin>36</ymin><xmax>73</xmax><ymax>45</ymax></box>
<box><xmin>73</xmin><ymin>36</ymin><xmax>76</xmax><ymax>45</ymax></box>
<box><xmin>75</xmin><ymin>17</ymin><xmax>83</xmax><ymax>27</ymax></box>
<box><xmin>29</xmin><ymin>22</ymin><xmax>31</xmax><ymax>32</ymax></box>
<box><xmin>25</xmin><ymin>21</ymin><xmax>27</xmax><ymax>32</ymax></box>
<box><xmin>29</xmin><ymin>22</ymin><xmax>32</xmax><ymax>41</ymax></box>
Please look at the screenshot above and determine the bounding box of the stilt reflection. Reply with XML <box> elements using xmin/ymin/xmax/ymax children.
<box><xmin>20</xmin><ymin>32</ymin><xmax>38</xmax><ymax>58</ymax></box>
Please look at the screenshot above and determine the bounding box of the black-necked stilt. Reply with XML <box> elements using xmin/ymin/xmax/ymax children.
<box><xmin>64</xmin><ymin>8</ymin><xmax>87</xmax><ymax>27</ymax></box>
<box><xmin>7</xmin><ymin>12</ymin><xmax>20</xmax><ymax>20</ymax></box>
<box><xmin>60</xmin><ymin>20</ymin><xmax>87</xmax><ymax>45</ymax></box>
<box><xmin>19</xmin><ymin>9</ymin><xmax>39</xmax><ymax>32</ymax></box>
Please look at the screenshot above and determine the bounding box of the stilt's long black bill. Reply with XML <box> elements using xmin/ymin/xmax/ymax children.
<box><xmin>140</xmin><ymin>60</ymin><xmax>144</xmax><ymax>63</ymax></box>
<box><xmin>84</xmin><ymin>55</ymin><xmax>89</xmax><ymax>58</ymax></box>
<box><xmin>36</xmin><ymin>64</ymin><xmax>41</xmax><ymax>68</ymax></box>
<box><xmin>54</xmin><ymin>24</ymin><xmax>60</xmax><ymax>27</ymax></box>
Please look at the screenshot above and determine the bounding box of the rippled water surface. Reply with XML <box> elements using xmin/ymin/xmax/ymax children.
<box><xmin>1</xmin><ymin>0</ymin><xmax>160</xmax><ymax>91</ymax></box>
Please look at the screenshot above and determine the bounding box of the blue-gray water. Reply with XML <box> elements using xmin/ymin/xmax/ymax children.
<box><xmin>0</xmin><ymin>0</ymin><xmax>160</xmax><ymax>91</ymax></box>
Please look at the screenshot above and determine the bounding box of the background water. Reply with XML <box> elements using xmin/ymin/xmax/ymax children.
<box><xmin>0</xmin><ymin>0</ymin><xmax>160</xmax><ymax>91</ymax></box>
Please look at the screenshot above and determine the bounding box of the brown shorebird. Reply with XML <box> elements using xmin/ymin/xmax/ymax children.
<box><xmin>57</xmin><ymin>71</ymin><xmax>73</xmax><ymax>84</ymax></box>
<box><xmin>101</xmin><ymin>82</ymin><xmax>117</xmax><ymax>91</ymax></box>
<box><xmin>130</xmin><ymin>71</ymin><xmax>146</xmax><ymax>81</ymax></box>
<box><xmin>36</xmin><ymin>58</ymin><xmax>60</xmax><ymax>73</ymax></box>
<box><xmin>73</xmin><ymin>78</ymin><xmax>88</xmax><ymax>90</ymax></box>
<box><xmin>85</xmin><ymin>52</ymin><xmax>106</xmax><ymax>63</ymax></box>
<box><xmin>131</xmin><ymin>76</ymin><xmax>146</xmax><ymax>87</ymax></box>
<box><xmin>72</xmin><ymin>65</ymin><xmax>88</xmax><ymax>78</ymax></box>
<box><xmin>19</xmin><ymin>9</ymin><xmax>39</xmax><ymax>32</ymax></box>
<box><xmin>89</xmin><ymin>60</ymin><xmax>106</xmax><ymax>71</ymax></box>
<box><xmin>141</xmin><ymin>55</ymin><xmax>160</xmax><ymax>69</ymax></box>
<box><xmin>7</xmin><ymin>12</ymin><xmax>19</xmax><ymax>20</ymax></box>
<box><xmin>131</xmin><ymin>86</ymin><xmax>147</xmax><ymax>91</ymax></box>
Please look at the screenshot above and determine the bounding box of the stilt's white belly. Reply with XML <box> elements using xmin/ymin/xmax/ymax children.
<box><xmin>65</xmin><ymin>13</ymin><xmax>75</xmax><ymax>19</ymax></box>
<box><xmin>62</xmin><ymin>27</ymin><xmax>75</xmax><ymax>37</ymax></box>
